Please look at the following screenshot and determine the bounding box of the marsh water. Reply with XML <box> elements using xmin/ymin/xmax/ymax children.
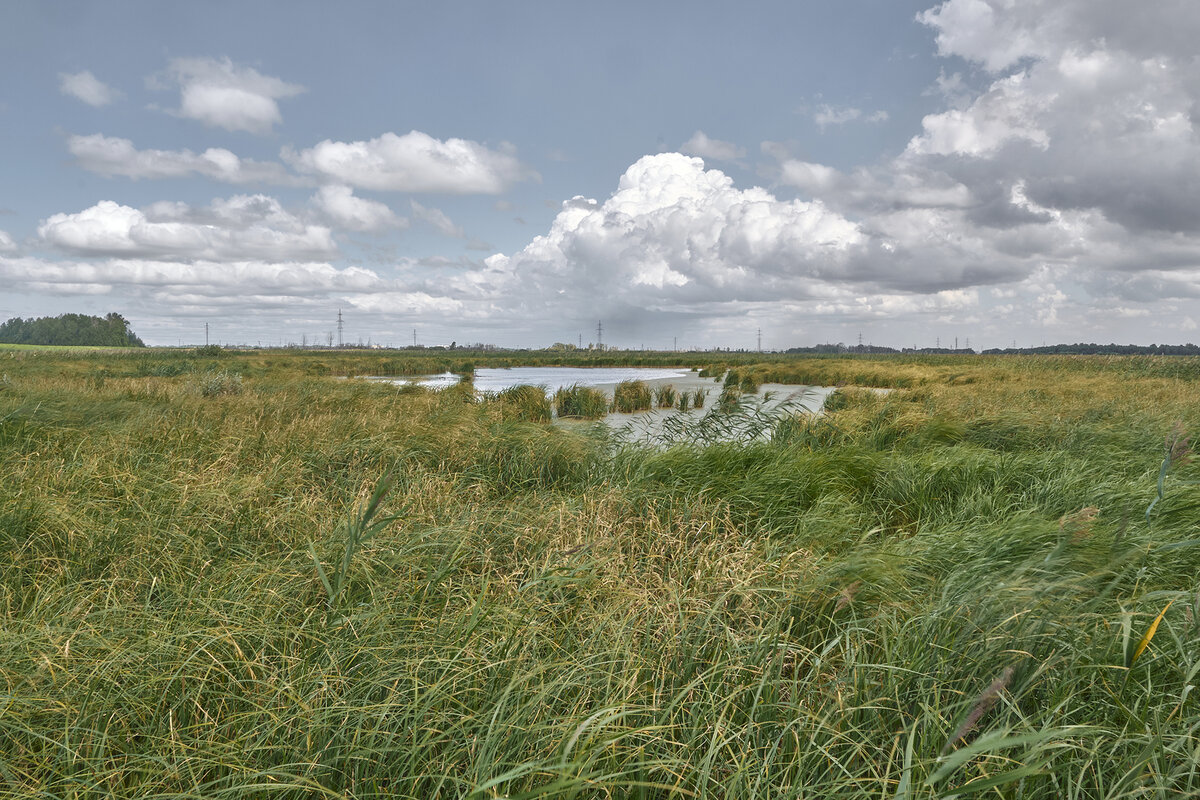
<box><xmin>382</xmin><ymin>366</ymin><xmax>837</xmax><ymax>442</ymax></box>
<box><xmin>396</xmin><ymin>366</ymin><xmax>694</xmax><ymax>393</ymax></box>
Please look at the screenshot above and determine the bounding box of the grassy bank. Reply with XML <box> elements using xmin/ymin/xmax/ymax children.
<box><xmin>1</xmin><ymin>350</ymin><xmax>1198</xmax><ymax>797</ymax></box>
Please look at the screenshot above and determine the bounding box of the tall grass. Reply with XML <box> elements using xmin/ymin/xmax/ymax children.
<box><xmin>1</xmin><ymin>350</ymin><xmax>1198</xmax><ymax>796</ymax></box>
<box><xmin>492</xmin><ymin>383</ymin><xmax>552</xmax><ymax>422</ymax></box>
<box><xmin>553</xmin><ymin>383</ymin><xmax>608</xmax><ymax>419</ymax></box>
<box><xmin>613</xmin><ymin>379</ymin><xmax>653</xmax><ymax>413</ymax></box>
<box><xmin>654</xmin><ymin>383</ymin><xmax>677</xmax><ymax>408</ymax></box>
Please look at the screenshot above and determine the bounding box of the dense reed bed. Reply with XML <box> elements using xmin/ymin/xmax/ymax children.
<box><xmin>1</xmin><ymin>348</ymin><xmax>1198</xmax><ymax>797</ymax></box>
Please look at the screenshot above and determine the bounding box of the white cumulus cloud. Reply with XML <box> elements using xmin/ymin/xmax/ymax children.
<box><xmin>0</xmin><ymin>230</ymin><xmax>16</xmax><ymax>253</ymax></box>
<box><xmin>282</xmin><ymin>130</ymin><xmax>537</xmax><ymax>194</ymax></box>
<box><xmin>59</xmin><ymin>71</ymin><xmax>119</xmax><ymax>107</ymax></box>
<box><xmin>311</xmin><ymin>186</ymin><xmax>406</xmax><ymax>232</ymax></box>
<box><xmin>152</xmin><ymin>57</ymin><xmax>305</xmax><ymax>134</ymax></box>
<box><xmin>38</xmin><ymin>196</ymin><xmax>336</xmax><ymax>262</ymax></box>
<box><xmin>483</xmin><ymin>153</ymin><xmax>864</xmax><ymax>316</ymax></box>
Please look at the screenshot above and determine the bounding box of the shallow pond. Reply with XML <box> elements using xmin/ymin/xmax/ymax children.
<box><xmin>391</xmin><ymin>366</ymin><xmax>694</xmax><ymax>394</ymax></box>
<box><xmin>380</xmin><ymin>366</ymin><xmax>838</xmax><ymax>443</ymax></box>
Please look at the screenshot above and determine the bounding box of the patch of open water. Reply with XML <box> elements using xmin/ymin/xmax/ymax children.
<box><xmin>378</xmin><ymin>366</ymin><xmax>841</xmax><ymax>442</ymax></box>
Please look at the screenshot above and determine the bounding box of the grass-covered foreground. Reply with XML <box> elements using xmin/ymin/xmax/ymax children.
<box><xmin>1</xmin><ymin>348</ymin><xmax>1199</xmax><ymax>797</ymax></box>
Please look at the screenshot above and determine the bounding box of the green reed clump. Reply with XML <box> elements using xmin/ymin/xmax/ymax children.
<box><xmin>692</xmin><ymin>387</ymin><xmax>707</xmax><ymax>408</ymax></box>
<box><xmin>654</xmin><ymin>383</ymin><xmax>678</xmax><ymax>408</ymax></box>
<box><xmin>677</xmin><ymin>391</ymin><xmax>691</xmax><ymax>412</ymax></box>
<box><xmin>739</xmin><ymin>373</ymin><xmax>760</xmax><ymax>393</ymax></box>
<box><xmin>612</xmin><ymin>379</ymin><xmax>653</xmax><ymax>413</ymax></box>
<box><xmin>553</xmin><ymin>383</ymin><xmax>608</xmax><ymax>419</ymax></box>
<box><xmin>493</xmin><ymin>383</ymin><xmax>551</xmax><ymax>422</ymax></box>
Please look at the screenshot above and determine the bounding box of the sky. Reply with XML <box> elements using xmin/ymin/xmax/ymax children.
<box><xmin>2</xmin><ymin>0</ymin><xmax>1199</xmax><ymax>350</ymax></box>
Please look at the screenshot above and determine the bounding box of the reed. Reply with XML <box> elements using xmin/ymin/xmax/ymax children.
<box><xmin>654</xmin><ymin>383</ymin><xmax>677</xmax><ymax>408</ymax></box>
<box><xmin>492</xmin><ymin>383</ymin><xmax>552</xmax><ymax>422</ymax></box>
<box><xmin>612</xmin><ymin>379</ymin><xmax>653</xmax><ymax>413</ymax></box>
<box><xmin>553</xmin><ymin>383</ymin><xmax>609</xmax><ymax>419</ymax></box>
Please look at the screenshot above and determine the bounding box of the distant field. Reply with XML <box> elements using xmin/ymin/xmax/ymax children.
<box><xmin>1</xmin><ymin>348</ymin><xmax>1198</xmax><ymax>797</ymax></box>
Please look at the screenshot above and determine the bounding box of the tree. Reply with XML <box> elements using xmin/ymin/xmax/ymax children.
<box><xmin>0</xmin><ymin>312</ymin><xmax>145</xmax><ymax>347</ymax></box>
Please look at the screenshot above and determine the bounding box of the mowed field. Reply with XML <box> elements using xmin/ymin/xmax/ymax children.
<box><xmin>1</xmin><ymin>347</ymin><xmax>1199</xmax><ymax>798</ymax></box>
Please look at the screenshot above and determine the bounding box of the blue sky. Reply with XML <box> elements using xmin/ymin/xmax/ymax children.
<box><xmin>3</xmin><ymin>1</ymin><xmax>1199</xmax><ymax>349</ymax></box>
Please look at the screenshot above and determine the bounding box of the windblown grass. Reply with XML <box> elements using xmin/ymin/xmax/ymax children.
<box><xmin>491</xmin><ymin>383</ymin><xmax>552</xmax><ymax>422</ymax></box>
<box><xmin>1</xmin><ymin>350</ymin><xmax>1198</xmax><ymax>796</ymax></box>
<box><xmin>613</xmin><ymin>379</ymin><xmax>653</xmax><ymax>413</ymax></box>
<box><xmin>553</xmin><ymin>383</ymin><xmax>609</xmax><ymax>419</ymax></box>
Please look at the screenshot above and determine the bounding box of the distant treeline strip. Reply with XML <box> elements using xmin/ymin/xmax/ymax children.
<box><xmin>786</xmin><ymin>342</ymin><xmax>1200</xmax><ymax>356</ymax></box>
<box><xmin>0</xmin><ymin>313</ymin><xmax>145</xmax><ymax>347</ymax></box>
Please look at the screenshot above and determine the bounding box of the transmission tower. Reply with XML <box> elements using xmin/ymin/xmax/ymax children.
<box><xmin>337</xmin><ymin>309</ymin><xmax>344</xmax><ymax>348</ymax></box>
<box><xmin>757</xmin><ymin>328</ymin><xmax>762</xmax><ymax>352</ymax></box>
<box><xmin>596</xmin><ymin>320</ymin><xmax>603</xmax><ymax>348</ymax></box>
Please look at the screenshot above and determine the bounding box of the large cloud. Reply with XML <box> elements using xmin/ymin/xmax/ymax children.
<box><xmin>38</xmin><ymin>196</ymin><xmax>336</xmax><ymax>262</ymax></box>
<box><xmin>908</xmin><ymin>0</ymin><xmax>1200</xmax><ymax>243</ymax></box>
<box><xmin>282</xmin><ymin>131</ymin><xmax>537</xmax><ymax>194</ymax></box>
<box><xmin>760</xmin><ymin>0</ymin><xmax>1200</xmax><ymax>318</ymax></box>
<box><xmin>152</xmin><ymin>57</ymin><xmax>304</xmax><ymax>134</ymax></box>
<box><xmin>68</xmin><ymin>134</ymin><xmax>301</xmax><ymax>185</ymax></box>
<box><xmin>483</xmin><ymin>153</ymin><xmax>868</xmax><ymax>317</ymax></box>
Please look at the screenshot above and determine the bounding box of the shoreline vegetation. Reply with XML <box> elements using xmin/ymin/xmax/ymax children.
<box><xmin>2</xmin><ymin>348</ymin><xmax>1199</xmax><ymax>796</ymax></box>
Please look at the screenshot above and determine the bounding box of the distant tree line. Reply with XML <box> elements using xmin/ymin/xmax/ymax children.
<box><xmin>782</xmin><ymin>341</ymin><xmax>1200</xmax><ymax>356</ymax></box>
<box><xmin>981</xmin><ymin>342</ymin><xmax>1200</xmax><ymax>355</ymax></box>
<box><xmin>0</xmin><ymin>313</ymin><xmax>145</xmax><ymax>347</ymax></box>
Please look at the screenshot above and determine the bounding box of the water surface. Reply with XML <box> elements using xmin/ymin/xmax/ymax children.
<box><xmin>392</xmin><ymin>366</ymin><xmax>693</xmax><ymax>394</ymax></box>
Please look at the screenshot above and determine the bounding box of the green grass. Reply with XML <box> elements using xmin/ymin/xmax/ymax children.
<box><xmin>0</xmin><ymin>350</ymin><xmax>1198</xmax><ymax>796</ymax></box>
